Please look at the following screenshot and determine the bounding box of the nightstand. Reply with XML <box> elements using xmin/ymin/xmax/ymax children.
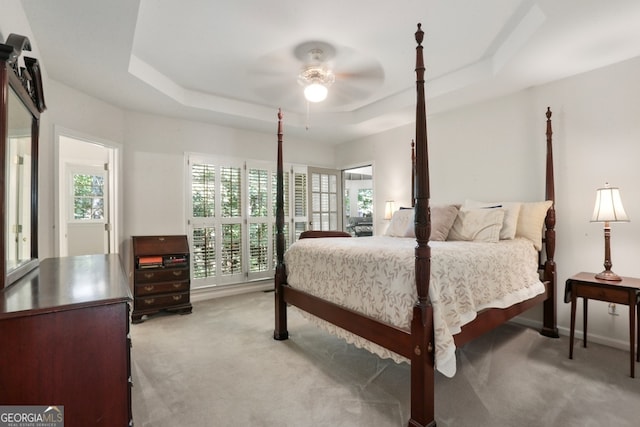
<box><xmin>565</xmin><ymin>272</ymin><xmax>640</xmax><ymax>378</ymax></box>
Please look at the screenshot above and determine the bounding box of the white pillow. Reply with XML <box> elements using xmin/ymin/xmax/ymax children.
<box><xmin>385</xmin><ymin>209</ymin><xmax>414</xmax><ymax>237</ymax></box>
<box><xmin>463</xmin><ymin>199</ymin><xmax>522</xmax><ymax>240</ymax></box>
<box><xmin>516</xmin><ymin>200</ymin><xmax>553</xmax><ymax>251</ymax></box>
<box><xmin>447</xmin><ymin>208</ymin><xmax>505</xmax><ymax>243</ymax></box>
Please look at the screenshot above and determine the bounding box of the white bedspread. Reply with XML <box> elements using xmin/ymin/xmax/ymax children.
<box><xmin>284</xmin><ymin>236</ymin><xmax>545</xmax><ymax>377</ymax></box>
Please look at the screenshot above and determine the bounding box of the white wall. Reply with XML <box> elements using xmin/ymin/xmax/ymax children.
<box><xmin>337</xmin><ymin>56</ymin><xmax>640</xmax><ymax>350</ymax></box>
<box><xmin>122</xmin><ymin>111</ymin><xmax>335</xmax><ymax>238</ymax></box>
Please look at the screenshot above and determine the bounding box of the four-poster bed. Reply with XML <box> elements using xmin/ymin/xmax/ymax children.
<box><xmin>274</xmin><ymin>23</ymin><xmax>559</xmax><ymax>427</ymax></box>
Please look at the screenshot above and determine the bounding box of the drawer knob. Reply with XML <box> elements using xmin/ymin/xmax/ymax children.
<box><xmin>172</xmin><ymin>295</ymin><xmax>183</xmax><ymax>301</ymax></box>
<box><xmin>144</xmin><ymin>298</ymin><xmax>155</xmax><ymax>305</ymax></box>
<box><xmin>144</xmin><ymin>285</ymin><xmax>155</xmax><ymax>292</ymax></box>
<box><xmin>144</xmin><ymin>272</ymin><xmax>155</xmax><ymax>279</ymax></box>
<box><xmin>173</xmin><ymin>283</ymin><xmax>182</xmax><ymax>288</ymax></box>
<box><xmin>172</xmin><ymin>271</ymin><xmax>183</xmax><ymax>277</ymax></box>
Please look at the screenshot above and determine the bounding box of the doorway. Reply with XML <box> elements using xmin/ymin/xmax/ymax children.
<box><xmin>343</xmin><ymin>165</ymin><xmax>373</xmax><ymax>237</ymax></box>
<box><xmin>56</xmin><ymin>130</ymin><xmax>119</xmax><ymax>256</ymax></box>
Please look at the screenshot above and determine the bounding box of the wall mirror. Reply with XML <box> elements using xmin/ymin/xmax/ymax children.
<box><xmin>1</xmin><ymin>34</ymin><xmax>46</xmax><ymax>288</ymax></box>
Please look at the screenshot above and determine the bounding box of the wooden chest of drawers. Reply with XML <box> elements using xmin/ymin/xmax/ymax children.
<box><xmin>0</xmin><ymin>255</ymin><xmax>133</xmax><ymax>426</ymax></box>
<box><xmin>131</xmin><ymin>235</ymin><xmax>193</xmax><ymax>323</ymax></box>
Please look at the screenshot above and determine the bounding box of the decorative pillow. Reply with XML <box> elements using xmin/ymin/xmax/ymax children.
<box><xmin>516</xmin><ymin>200</ymin><xmax>553</xmax><ymax>251</ymax></box>
<box><xmin>386</xmin><ymin>205</ymin><xmax>459</xmax><ymax>240</ymax></box>
<box><xmin>464</xmin><ymin>200</ymin><xmax>522</xmax><ymax>240</ymax></box>
<box><xmin>431</xmin><ymin>204</ymin><xmax>461</xmax><ymax>241</ymax></box>
<box><xmin>447</xmin><ymin>208</ymin><xmax>505</xmax><ymax>243</ymax></box>
<box><xmin>385</xmin><ymin>209</ymin><xmax>414</xmax><ymax>237</ymax></box>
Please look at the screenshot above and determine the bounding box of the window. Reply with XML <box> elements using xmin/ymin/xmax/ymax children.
<box><xmin>70</xmin><ymin>170</ymin><xmax>106</xmax><ymax>221</ymax></box>
<box><xmin>187</xmin><ymin>154</ymin><xmax>307</xmax><ymax>288</ymax></box>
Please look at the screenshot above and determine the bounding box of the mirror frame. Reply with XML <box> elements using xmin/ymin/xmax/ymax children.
<box><xmin>0</xmin><ymin>34</ymin><xmax>46</xmax><ymax>288</ymax></box>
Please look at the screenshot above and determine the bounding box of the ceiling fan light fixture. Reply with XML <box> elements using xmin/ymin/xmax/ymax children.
<box><xmin>304</xmin><ymin>82</ymin><xmax>328</xmax><ymax>103</ymax></box>
<box><xmin>298</xmin><ymin>65</ymin><xmax>335</xmax><ymax>103</ymax></box>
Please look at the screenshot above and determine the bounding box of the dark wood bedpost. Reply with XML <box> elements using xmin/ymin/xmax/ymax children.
<box><xmin>408</xmin><ymin>23</ymin><xmax>437</xmax><ymax>427</ymax></box>
<box><xmin>541</xmin><ymin>107</ymin><xmax>559</xmax><ymax>338</ymax></box>
<box><xmin>274</xmin><ymin>108</ymin><xmax>289</xmax><ymax>341</ymax></box>
<box><xmin>411</xmin><ymin>140</ymin><xmax>416</xmax><ymax>207</ymax></box>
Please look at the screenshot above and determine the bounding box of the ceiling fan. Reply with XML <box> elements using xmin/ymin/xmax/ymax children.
<box><xmin>249</xmin><ymin>40</ymin><xmax>385</xmax><ymax>112</ymax></box>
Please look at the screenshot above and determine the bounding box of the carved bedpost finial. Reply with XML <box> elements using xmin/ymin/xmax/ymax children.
<box><xmin>277</xmin><ymin>108</ymin><xmax>283</xmax><ymax>140</ymax></box>
<box><xmin>546</xmin><ymin>106</ymin><xmax>552</xmax><ymax>120</ymax></box>
<box><xmin>415</xmin><ymin>23</ymin><xmax>423</xmax><ymax>45</ymax></box>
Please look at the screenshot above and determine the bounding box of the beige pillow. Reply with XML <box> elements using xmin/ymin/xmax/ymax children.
<box><xmin>396</xmin><ymin>205</ymin><xmax>460</xmax><ymax>241</ymax></box>
<box><xmin>385</xmin><ymin>209</ymin><xmax>413</xmax><ymax>237</ymax></box>
<box><xmin>447</xmin><ymin>208</ymin><xmax>505</xmax><ymax>243</ymax></box>
<box><xmin>516</xmin><ymin>200</ymin><xmax>553</xmax><ymax>250</ymax></box>
<box><xmin>428</xmin><ymin>204</ymin><xmax>460</xmax><ymax>241</ymax></box>
<box><xmin>464</xmin><ymin>200</ymin><xmax>522</xmax><ymax>240</ymax></box>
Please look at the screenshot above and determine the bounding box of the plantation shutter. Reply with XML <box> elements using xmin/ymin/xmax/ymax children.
<box><xmin>308</xmin><ymin>167</ymin><xmax>341</xmax><ymax>231</ymax></box>
<box><xmin>191</xmin><ymin>163</ymin><xmax>216</xmax><ymax>280</ymax></box>
<box><xmin>187</xmin><ymin>154</ymin><xmax>303</xmax><ymax>288</ymax></box>
<box><xmin>247</xmin><ymin>163</ymin><xmax>271</xmax><ymax>280</ymax></box>
<box><xmin>219</xmin><ymin>165</ymin><xmax>243</xmax><ymax>282</ymax></box>
<box><xmin>292</xmin><ymin>166</ymin><xmax>308</xmax><ymax>240</ymax></box>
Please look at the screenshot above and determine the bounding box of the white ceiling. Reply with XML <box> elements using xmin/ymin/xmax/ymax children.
<box><xmin>17</xmin><ymin>0</ymin><xmax>640</xmax><ymax>144</ymax></box>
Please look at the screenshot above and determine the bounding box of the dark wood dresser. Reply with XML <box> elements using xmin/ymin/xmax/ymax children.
<box><xmin>0</xmin><ymin>254</ymin><xmax>133</xmax><ymax>426</ymax></box>
<box><xmin>131</xmin><ymin>235</ymin><xmax>192</xmax><ymax>323</ymax></box>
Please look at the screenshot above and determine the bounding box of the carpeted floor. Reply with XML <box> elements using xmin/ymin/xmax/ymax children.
<box><xmin>130</xmin><ymin>290</ymin><xmax>640</xmax><ymax>426</ymax></box>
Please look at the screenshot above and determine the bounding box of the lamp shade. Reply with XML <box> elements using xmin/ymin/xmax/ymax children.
<box><xmin>591</xmin><ymin>184</ymin><xmax>629</xmax><ymax>223</ymax></box>
<box><xmin>384</xmin><ymin>201</ymin><xmax>395</xmax><ymax>220</ymax></box>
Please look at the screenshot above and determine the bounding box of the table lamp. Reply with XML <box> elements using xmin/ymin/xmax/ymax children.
<box><xmin>591</xmin><ymin>183</ymin><xmax>629</xmax><ymax>281</ymax></box>
<box><xmin>384</xmin><ymin>201</ymin><xmax>395</xmax><ymax>220</ymax></box>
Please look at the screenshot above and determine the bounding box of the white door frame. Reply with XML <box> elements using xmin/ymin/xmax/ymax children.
<box><xmin>54</xmin><ymin>125</ymin><xmax>121</xmax><ymax>257</ymax></box>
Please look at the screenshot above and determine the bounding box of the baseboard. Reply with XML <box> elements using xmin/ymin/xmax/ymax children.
<box><xmin>191</xmin><ymin>280</ymin><xmax>273</xmax><ymax>303</ymax></box>
<box><xmin>511</xmin><ymin>317</ymin><xmax>631</xmax><ymax>352</ymax></box>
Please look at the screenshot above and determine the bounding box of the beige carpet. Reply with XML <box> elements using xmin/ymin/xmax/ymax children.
<box><xmin>131</xmin><ymin>290</ymin><xmax>640</xmax><ymax>426</ymax></box>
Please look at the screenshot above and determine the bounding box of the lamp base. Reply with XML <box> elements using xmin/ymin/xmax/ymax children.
<box><xmin>595</xmin><ymin>270</ymin><xmax>622</xmax><ymax>281</ymax></box>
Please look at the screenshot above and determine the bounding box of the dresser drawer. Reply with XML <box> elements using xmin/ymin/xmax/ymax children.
<box><xmin>135</xmin><ymin>268</ymin><xmax>189</xmax><ymax>284</ymax></box>
<box><xmin>135</xmin><ymin>292</ymin><xmax>190</xmax><ymax>310</ymax></box>
<box><xmin>136</xmin><ymin>281</ymin><xmax>189</xmax><ymax>296</ymax></box>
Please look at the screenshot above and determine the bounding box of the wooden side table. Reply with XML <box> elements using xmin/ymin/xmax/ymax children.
<box><xmin>565</xmin><ymin>272</ymin><xmax>640</xmax><ymax>378</ymax></box>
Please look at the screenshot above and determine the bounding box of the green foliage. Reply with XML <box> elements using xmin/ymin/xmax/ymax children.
<box><xmin>358</xmin><ymin>188</ymin><xmax>373</xmax><ymax>217</ymax></box>
<box><xmin>73</xmin><ymin>173</ymin><xmax>104</xmax><ymax>220</ymax></box>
